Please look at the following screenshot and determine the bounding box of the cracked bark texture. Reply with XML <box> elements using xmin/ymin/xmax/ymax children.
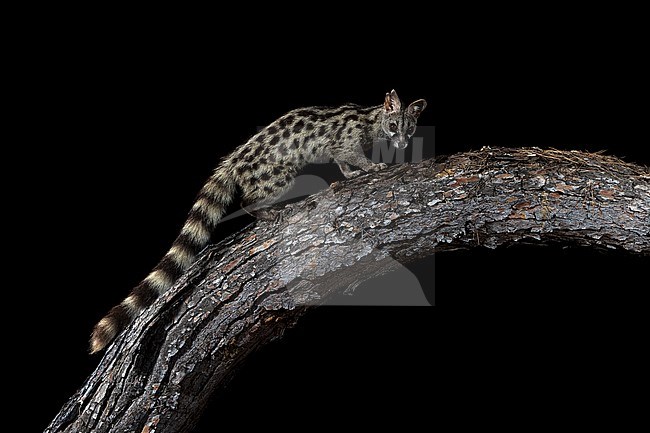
<box><xmin>46</xmin><ymin>147</ymin><xmax>650</xmax><ymax>433</ymax></box>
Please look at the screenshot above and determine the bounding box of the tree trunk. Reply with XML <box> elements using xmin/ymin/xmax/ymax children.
<box><xmin>46</xmin><ymin>147</ymin><xmax>650</xmax><ymax>433</ymax></box>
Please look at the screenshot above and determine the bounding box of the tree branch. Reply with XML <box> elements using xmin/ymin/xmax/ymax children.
<box><xmin>46</xmin><ymin>148</ymin><xmax>650</xmax><ymax>433</ymax></box>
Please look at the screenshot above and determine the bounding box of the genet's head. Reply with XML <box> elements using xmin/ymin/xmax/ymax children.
<box><xmin>380</xmin><ymin>89</ymin><xmax>427</xmax><ymax>149</ymax></box>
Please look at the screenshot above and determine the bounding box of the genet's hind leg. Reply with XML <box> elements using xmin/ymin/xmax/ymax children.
<box><xmin>241</xmin><ymin>178</ymin><xmax>295</xmax><ymax>222</ymax></box>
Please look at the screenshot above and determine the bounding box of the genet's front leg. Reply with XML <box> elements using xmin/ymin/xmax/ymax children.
<box><xmin>336</xmin><ymin>161</ymin><xmax>364</xmax><ymax>179</ymax></box>
<box><xmin>336</xmin><ymin>150</ymin><xmax>387</xmax><ymax>174</ymax></box>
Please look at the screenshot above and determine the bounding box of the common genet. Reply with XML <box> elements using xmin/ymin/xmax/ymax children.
<box><xmin>90</xmin><ymin>90</ymin><xmax>426</xmax><ymax>353</ymax></box>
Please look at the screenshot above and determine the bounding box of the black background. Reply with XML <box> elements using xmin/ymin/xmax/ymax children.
<box><xmin>22</xmin><ymin>21</ymin><xmax>649</xmax><ymax>432</ymax></box>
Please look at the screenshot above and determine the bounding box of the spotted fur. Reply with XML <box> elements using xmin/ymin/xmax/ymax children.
<box><xmin>90</xmin><ymin>89</ymin><xmax>426</xmax><ymax>353</ymax></box>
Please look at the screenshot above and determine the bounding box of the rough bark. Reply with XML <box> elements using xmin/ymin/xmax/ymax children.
<box><xmin>46</xmin><ymin>147</ymin><xmax>650</xmax><ymax>433</ymax></box>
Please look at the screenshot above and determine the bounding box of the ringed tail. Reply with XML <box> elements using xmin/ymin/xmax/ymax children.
<box><xmin>90</xmin><ymin>168</ymin><xmax>235</xmax><ymax>353</ymax></box>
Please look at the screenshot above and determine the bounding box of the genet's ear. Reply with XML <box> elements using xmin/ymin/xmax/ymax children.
<box><xmin>384</xmin><ymin>89</ymin><xmax>402</xmax><ymax>113</ymax></box>
<box><xmin>407</xmin><ymin>99</ymin><xmax>427</xmax><ymax>119</ymax></box>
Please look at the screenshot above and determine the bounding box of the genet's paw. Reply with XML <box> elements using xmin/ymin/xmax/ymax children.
<box><xmin>369</xmin><ymin>163</ymin><xmax>388</xmax><ymax>172</ymax></box>
<box><xmin>345</xmin><ymin>170</ymin><xmax>364</xmax><ymax>178</ymax></box>
<box><xmin>254</xmin><ymin>206</ymin><xmax>283</xmax><ymax>223</ymax></box>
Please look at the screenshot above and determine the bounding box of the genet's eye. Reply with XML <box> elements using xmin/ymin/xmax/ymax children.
<box><xmin>389</xmin><ymin>123</ymin><xmax>398</xmax><ymax>132</ymax></box>
<box><xmin>407</xmin><ymin>127</ymin><xmax>415</xmax><ymax>135</ymax></box>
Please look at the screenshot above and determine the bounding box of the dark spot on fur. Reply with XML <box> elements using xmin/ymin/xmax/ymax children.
<box><xmin>285</xmin><ymin>173</ymin><xmax>292</xmax><ymax>181</ymax></box>
<box><xmin>256</xmin><ymin>134</ymin><xmax>266</xmax><ymax>143</ymax></box>
<box><xmin>248</xmin><ymin>177</ymin><xmax>256</xmax><ymax>185</ymax></box>
<box><xmin>284</xmin><ymin>115</ymin><xmax>295</xmax><ymax>124</ymax></box>
<box><xmin>258</xmin><ymin>157</ymin><xmax>267</xmax><ymax>164</ymax></box>
<box><xmin>236</xmin><ymin>166</ymin><xmax>248</xmax><ymax>175</ymax></box>
<box><xmin>318</xmin><ymin>125</ymin><xmax>327</xmax><ymax>136</ymax></box>
<box><xmin>264</xmin><ymin>186</ymin><xmax>273</xmax><ymax>193</ymax></box>
<box><xmin>345</xmin><ymin>114</ymin><xmax>359</xmax><ymax>122</ymax></box>
<box><xmin>347</xmin><ymin>127</ymin><xmax>353</xmax><ymax>135</ymax></box>
<box><xmin>282</xmin><ymin>129</ymin><xmax>290</xmax><ymax>138</ymax></box>
<box><xmin>275</xmin><ymin>180</ymin><xmax>286</xmax><ymax>187</ymax></box>
<box><xmin>269</xmin><ymin>135</ymin><xmax>279</xmax><ymax>146</ymax></box>
<box><xmin>273</xmin><ymin>166</ymin><xmax>282</xmax><ymax>175</ymax></box>
<box><xmin>292</xmin><ymin>139</ymin><xmax>300</xmax><ymax>149</ymax></box>
<box><xmin>267</xmin><ymin>126</ymin><xmax>278</xmax><ymax>135</ymax></box>
<box><xmin>293</xmin><ymin>120</ymin><xmax>305</xmax><ymax>133</ymax></box>
<box><xmin>261</xmin><ymin>173</ymin><xmax>271</xmax><ymax>180</ymax></box>
<box><xmin>305</xmin><ymin>123</ymin><xmax>314</xmax><ymax>131</ymax></box>
<box><xmin>251</xmin><ymin>163</ymin><xmax>259</xmax><ymax>170</ymax></box>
